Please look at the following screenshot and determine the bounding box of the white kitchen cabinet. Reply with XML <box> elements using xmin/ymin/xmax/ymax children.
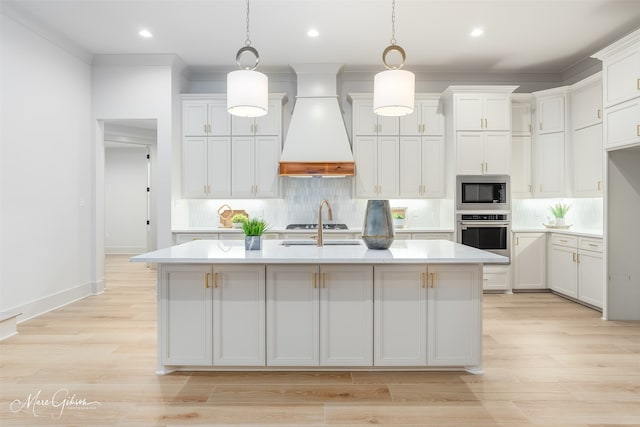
<box><xmin>572</xmin><ymin>73</ymin><xmax>603</xmax><ymax>130</ymax></box>
<box><xmin>456</xmin><ymin>132</ymin><xmax>510</xmax><ymax>175</ymax></box>
<box><xmin>578</xmin><ymin>248</ymin><xmax>604</xmax><ymax>308</ymax></box>
<box><xmin>160</xmin><ymin>265</ymin><xmax>213</xmax><ymax>366</ymax></box>
<box><xmin>537</xmin><ymin>94</ymin><xmax>566</xmax><ymax>134</ymax></box>
<box><xmin>231</xmin><ymin>98</ymin><xmax>282</xmax><ymax>136</ymax></box>
<box><xmin>400</xmin><ymin>98</ymin><xmax>444</xmax><ymax>136</ymax></box>
<box><xmin>549</xmin><ymin>243</ymin><xmax>578</xmax><ymax>298</ymax></box>
<box><xmin>231</xmin><ymin>136</ymin><xmax>281</xmax><ymax>198</ymax></box>
<box><xmin>511</xmin><ymin>135</ymin><xmax>532</xmax><ymax>197</ymax></box>
<box><xmin>573</xmin><ymin>124</ymin><xmax>603</xmax><ymax>196</ymax></box>
<box><xmin>353</xmin><ymin>135</ymin><xmax>399</xmax><ymax>198</ymax></box>
<box><xmin>513</xmin><ymin>233</ymin><xmax>546</xmax><ymax>290</ymax></box>
<box><xmin>603</xmin><ymin>98</ymin><xmax>640</xmax><ymax>150</ymax></box>
<box><xmin>399</xmin><ymin>136</ymin><xmax>445</xmax><ymax>198</ymax></box>
<box><xmin>374</xmin><ymin>265</ymin><xmax>427</xmax><ymax>366</ymax></box>
<box><xmin>512</xmin><ymin>100</ymin><xmax>532</xmax><ymax>136</ymax></box>
<box><xmin>212</xmin><ymin>265</ymin><xmax>265</xmax><ymax>366</ymax></box>
<box><xmin>427</xmin><ymin>264</ymin><xmax>482</xmax><ymax>367</ymax></box>
<box><xmin>533</xmin><ymin>132</ymin><xmax>565</xmax><ymax>197</ymax></box>
<box><xmin>454</xmin><ymin>93</ymin><xmax>511</xmax><ymax>131</ymax></box>
<box><xmin>182</xmin><ymin>136</ymin><xmax>231</xmax><ymax>198</ymax></box>
<box><xmin>182</xmin><ymin>98</ymin><xmax>231</xmax><ymax>136</ymax></box>
<box><xmin>352</xmin><ymin>98</ymin><xmax>400</xmax><ymax>135</ymax></box>
<box><xmin>266</xmin><ymin>264</ymin><xmax>373</xmax><ymax>367</ymax></box>
<box><xmin>598</xmin><ymin>42</ymin><xmax>640</xmax><ymax>108</ymax></box>
<box><xmin>410</xmin><ymin>232</ymin><xmax>453</xmax><ymax>241</ymax></box>
<box><xmin>483</xmin><ymin>265</ymin><xmax>511</xmax><ymax>291</ymax></box>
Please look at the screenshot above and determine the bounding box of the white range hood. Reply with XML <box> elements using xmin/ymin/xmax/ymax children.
<box><xmin>279</xmin><ymin>64</ymin><xmax>355</xmax><ymax>176</ymax></box>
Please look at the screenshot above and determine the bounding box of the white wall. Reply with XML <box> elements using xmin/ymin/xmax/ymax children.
<box><xmin>104</xmin><ymin>144</ymin><xmax>148</xmax><ymax>254</ymax></box>
<box><xmin>0</xmin><ymin>12</ymin><xmax>93</xmax><ymax>319</ymax></box>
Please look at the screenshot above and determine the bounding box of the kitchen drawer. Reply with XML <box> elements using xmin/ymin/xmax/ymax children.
<box><xmin>394</xmin><ymin>232</ymin><xmax>412</xmax><ymax>240</ymax></box>
<box><xmin>411</xmin><ymin>232</ymin><xmax>452</xmax><ymax>241</ymax></box>
<box><xmin>263</xmin><ymin>233</ymin><xmax>279</xmax><ymax>240</ymax></box>
<box><xmin>551</xmin><ymin>234</ymin><xmax>578</xmax><ymax>248</ymax></box>
<box><xmin>218</xmin><ymin>233</ymin><xmax>244</xmax><ymax>241</ymax></box>
<box><xmin>483</xmin><ymin>265</ymin><xmax>511</xmax><ymax>291</ymax></box>
<box><xmin>579</xmin><ymin>237</ymin><xmax>603</xmax><ymax>252</ymax></box>
<box><xmin>174</xmin><ymin>233</ymin><xmax>218</xmax><ymax>244</ymax></box>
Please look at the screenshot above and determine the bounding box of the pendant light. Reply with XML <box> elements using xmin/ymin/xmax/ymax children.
<box><xmin>227</xmin><ymin>0</ymin><xmax>268</xmax><ymax>117</ymax></box>
<box><xmin>373</xmin><ymin>0</ymin><xmax>415</xmax><ymax>116</ymax></box>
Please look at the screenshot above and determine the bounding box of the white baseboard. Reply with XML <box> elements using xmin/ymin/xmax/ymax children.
<box><xmin>92</xmin><ymin>279</ymin><xmax>105</xmax><ymax>295</ymax></box>
<box><xmin>105</xmin><ymin>246</ymin><xmax>147</xmax><ymax>255</ymax></box>
<box><xmin>7</xmin><ymin>282</ymin><xmax>94</xmax><ymax>324</ymax></box>
<box><xmin>0</xmin><ymin>311</ymin><xmax>21</xmax><ymax>341</ymax></box>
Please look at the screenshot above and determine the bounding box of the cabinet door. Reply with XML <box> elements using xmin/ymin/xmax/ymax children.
<box><xmin>422</xmin><ymin>103</ymin><xmax>445</xmax><ymax>136</ymax></box>
<box><xmin>399</xmin><ymin>137</ymin><xmax>422</xmax><ymax>197</ymax></box>
<box><xmin>604</xmin><ymin>98</ymin><xmax>640</xmax><ymax>150</ymax></box>
<box><xmin>254</xmin><ymin>136</ymin><xmax>281</xmax><ymax>198</ymax></box>
<box><xmin>535</xmin><ymin>132</ymin><xmax>565</xmax><ymax>197</ymax></box>
<box><xmin>513</xmin><ymin>233</ymin><xmax>546</xmax><ymax>289</ymax></box>
<box><xmin>353</xmin><ymin>100</ymin><xmax>378</xmax><ymax>135</ymax></box>
<box><xmin>538</xmin><ymin>96</ymin><xmax>565</xmax><ymax>134</ymax></box>
<box><xmin>254</xmin><ymin>99</ymin><xmax>281</xmax><ymax>135</ymax></box>
<box><xmin>377</xmin><ymin>136</ymin><xmax>400</xmax><ymax>197</ymax></box>
<box><xmin>484</xmin><ymin>95</ymin><xmax>511</xmax><ymax>131</ymax></box>
<box><xmin>320</xmin><ymin>265</ymin><xmax>373</xmax><ymax>366</ymax></box>
<box><xmin>160</xmin><ymin>265</ymin><xmax>212</xmax><ymax>366</ymax></box>
<box><xmin>572</xmin><ymin>80</ymin><xmax>602</xmax><ymax>130</ymax></box>
<box><xmin>548</xmin><ymin>245</ymin><xmax>578</xmax><ymax>298</ymax></box>
<box><xmin>456</xmin><ymin>132</ymin><xmax>484</xmax><ymax>175</ymax></box>
<box><xmin>231</xmin><ymin>136</ymin><xmax>255</xmax><ymax>197</ymax></box>
<box><xmin>183</xmin><ymin>102</ymin><xmax>209</xmax><ymax>136</ymax></box>
<box><xmin>573</xmin><ymin>124</ymin><xmax>603</xmax><ymax>196</ymax></box>
<box><xmin>603</xmin><ymin>46</ymin><xmax>640</xmax><ymax>108</ymax></box>
<box><xmin>353</xmin><ymin>136</ymin><xmax>378</xmax><ymax>198</ymax></box>
<box><xmin>512</xmin><ymin>102</ymin><xmax>532</xmax><ymax>135</ymax></box>
<box><xmin>208</xmin><ymin>137</ymin><xmax>232</xmax><ymax>197</ymax></box>
<box><xmin>231</xmin><ymin>117</ymin><xmax>254</xmax><ymax>136</ymax></box>
<box><xmin>208</xmin><ymin>101</ymin><xmax>232</xmax><ymax>135</ymax></box>
<box><xmin>578</xmin><ymin>250</ymin><xmax>604</xmax><ymax>308</ymax></box>
<box><xmin>266</xmin><ymin>265</ymin><xmax>319</xmax><ymax>366</ymax></box>
<box><xmin>377</xmin><ymin>115</ymin><xmax>400</xmax><ymax>135</ymax></box>
<box><xmin>422</xmin><ymin>137</ymin><xmax>446</xmax><ymax>197</ymax></box>
<box><xmin>427</xmin><ymin>264</ymin><xmax>482</xmax><ymax>367</ymax></box>
<box><xmin>511</xmin><ymin>136</ymin><xmax>532</xmax><ymax>197</ymax></box>
<box><xmin>374</xmin><ymin>265</ymin><xmax>427</xmax><ymax>366</ymax></box>
<box><xmin>212</xmin><ymin>265</ymin><xmax>265</xmax><ymax>366</ymax></box>
<box><xmin>182</xmin><ymin>137</ymin><xmax>208</xmax><ymax>198</ymax></box>
<box><xmin>455</xmin><ymin>94</ymin><xmax>484</xmax><ymax>131</ymax></box>
<box><xmin>399</xmin><ymin>104</ymin><xmax>421</xmax><ymax>135</ymax></box>
<box><xmin>484</xmin><ymin>132</ymin><xmax>510</xmax><ymax>174</ymax></box>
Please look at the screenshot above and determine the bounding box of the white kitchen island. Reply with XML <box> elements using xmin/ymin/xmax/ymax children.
<box><xmin>131</xmin><ymin>239</ymin><xmax>508</xmax><ymax>374</ymax></box>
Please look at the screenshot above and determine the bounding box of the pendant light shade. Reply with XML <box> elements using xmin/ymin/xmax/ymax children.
<box><xmin>373</xmin><ymin>0</ymin><xmax>414</xmax><ymax>117</ymax></box>
<box><xmin>227</xmin><ymin>69</ymin><xmax>268</xmax><ymax>117</ymax></box>
<box><xmin>227</xmin><ymin>0</ymin><xmax>268</xmax><ymax>118</ymax></box>
<box><xmin>373</xmin><ymin>69</ymin><xmax>415</xmax><ymax>116</ymax></box>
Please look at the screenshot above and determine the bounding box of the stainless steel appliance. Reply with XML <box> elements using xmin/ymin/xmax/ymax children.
<box><xmin>285</xmin><ymin>223</ymin><xmax>348</xmax><ymax>230</ymax></box>
<box><xmin>457</xmin><ymin>213</ymin><xmax>510</xmax><ymax>259</ymax></box>
<box><xmin>457</xmin><ymin>175</ymin><xmax>510</xmax><ymax>211</ymax></box>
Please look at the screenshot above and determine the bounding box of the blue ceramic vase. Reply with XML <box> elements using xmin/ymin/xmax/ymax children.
<box><xmin>362</xmin><ymin>200</ymin><xmax>394</xmax><ymax>249</ymax></box>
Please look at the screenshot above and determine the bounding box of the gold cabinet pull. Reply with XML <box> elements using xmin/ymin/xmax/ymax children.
<box><xmin>480</xmin><ymin>118</ymin><xmax>483</xmax><ymax>129</ymax></box>
<box><xmin>560</xmin><ymin>239</ymin><xmax>568</xmax><ymax>243</ymax></box>
<box><xmin>637</xmin><ymin>78</ymin><xmax>640</xmax><ymax>91</ymax></box>
<box><xmin>597</xmin><ymin>109</ymin><xmax>601</xmax><ymax>119</ymax></box>
<box><xmin>577</xmin><ymin>254</ymin><xmax>581</xmax><ymax>264</ymax></box>
<box><xmin>597</xmin><ymin>181</ymin><xmax>601</xmax><ymax>191</ymax></box>
<box><xmin>322</xmin><ymin>272</ymin><xmax>326</xmax><ymax>288</ymax></box>
<box><xmin>637</xmin><ymin>124</ymin><xmax>640</xmax><ymax>137</ymax></box>
<box><xmin>205</xmin><ymin>272</ymin><xmax>210</xmax><ymax>288</ymax></box>
<box><xmin>313</xmin><ymin>272</ymin><xmax>317</xmax><ymax>288</ymax></box>
<box><xmin>213</xmin><ymin>272</ymin><xmax>218</xmax><ymax>288</ymax></box>
<box><xmin>572</xmin><ymin>253</ymin><xmax>576</xmax><ymax>262</ymax></box>
<box><xmin>516</xmin><ymin>237</ymin><xmax>519</xmax><ymax>246</ymax></box>
<box><xmin>207</xmin><ymin>184</ymin><xmax>211</xmax><ymax>194</ymax></box>
<box><xmin>588</xmin><ymin>243</ymin><xmax>598</xmax><ymax>247</ymax></box>
<box><xmin>430</xmin><ymin>272</ymin><xmax>435</xmax><ymax>288</ymax></box>
<box><xmin>421</xmin><ymin>272</ymin><xmax>426</xmax><ymax>288</ymax></box>
<box><xmin>204</xmin><ymin>124</ymin><xmax>208</xmax><ymax>134</ymax></box>
<box><xmin>529</xmin><ymin>123</ymin><xmax>532</xmax><ymax>133</ymax></box>
<box><xmin>540</xmin><ymin>122</ymin><xmax>543</xmax><ymax>130</ymax></box>
<box><xmin>484</xmin><ymin>118</ymin><xmax>488</xmax><ymax>128</ymax></box>
<box><xmin>528</xmin><ymin>184</ymin><xmax>532</xmax><ymax>193</ymax></box>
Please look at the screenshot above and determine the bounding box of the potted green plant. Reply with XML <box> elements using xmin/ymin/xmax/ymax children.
<box><xmin>242</xmin><ymin>218</ymin><xmax>269</xmax><ymax>250</ymax></box>
<box><xmin>392</xmin><ymin>212</ymin><xmax>406</xmax><ymax>228</ymax></box>
<box><xmin>549</xmin><ymin>202</ymin><xmax>571</xmax><ymax>226</ymax></box>
<box><xmin>231</xmin><ymin>213</ymin><xmax>248</xmax><ymax>229</ymax></box>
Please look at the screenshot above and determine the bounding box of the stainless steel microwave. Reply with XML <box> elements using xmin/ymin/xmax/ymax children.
<box><xmin>456</xmin><ymin>175</ymin><xmax>510</xmax><ymax>211</ymax></box>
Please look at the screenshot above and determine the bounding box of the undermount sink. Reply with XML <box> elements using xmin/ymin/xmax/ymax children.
<box><xmin>280</xmin><ymin>240</ymin><xmax>362</xmax><ymax>247</ymax></box>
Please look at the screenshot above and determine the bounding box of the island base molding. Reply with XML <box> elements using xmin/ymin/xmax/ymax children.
<box><xmin>156</xmin><ymin>366</ymin><xmax>484</xmax><ymax>375</ymax></box>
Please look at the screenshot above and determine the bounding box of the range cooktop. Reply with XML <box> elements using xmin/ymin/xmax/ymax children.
<box><xmin>285</xmin><ymin>223</ymin><xmax>349</xmax><ymax>230</ymax></box>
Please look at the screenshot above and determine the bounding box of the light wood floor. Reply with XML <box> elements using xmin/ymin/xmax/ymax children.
<box><xmin>1</xmin><ymin>255</ymin><xmax>639</xmax><ymax>426</ymax></box>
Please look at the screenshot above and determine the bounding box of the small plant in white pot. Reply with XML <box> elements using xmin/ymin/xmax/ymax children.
<box><xmin>231</xmin><ymin>214</ymin><xmax>248</xmax><ymax>229</ymax></box>
<box><xmin>242</xmin><ymin>218</ymin><xmax>269</xmax><ymax>250</ymax></box>
<box><xmin>549</xmin><ymin>202</ymin><xmax>571</xmax><ymax>226</ymax></box>
<box><xmin>392</xmin><ymin>212</ymin><xmax>406</xmax><ymax>228</ymax></box>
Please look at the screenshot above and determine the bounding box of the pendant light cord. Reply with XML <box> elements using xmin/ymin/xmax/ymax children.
<box><xmin>245</xmin><ymin>0</ymin><xmax>251</xmax><ymax>46</ymax></box>
<box><xmin>390</xmin><ymin>0</ymin><xmax>396</xmax><ymax>45</ymax></box>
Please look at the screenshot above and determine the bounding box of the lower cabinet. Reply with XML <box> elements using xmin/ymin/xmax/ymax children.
<box><xmin>266</xmin><ymin>264</ymin><xmax>373</xmax><ymax>366</ymax></box>
<box><xmin>482</xmin><ymin>265</ymin><xmax>511</xmax><ymax>291</ymax></box>
<box><xmin>512</xmin><ymin>232</ymin><xmax>546</xmax><ymax>290</ymax></box>
<box><xmin>375</xmin><ymin>264</ymin><xmax>482</xmax><ymax>367</ymax></box>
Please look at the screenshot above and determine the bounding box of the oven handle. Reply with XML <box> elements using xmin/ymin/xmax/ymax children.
<box><xmin>459</xmin><ymin>222</ymin><xmax>510</xmax><ymax>227</ymax></box>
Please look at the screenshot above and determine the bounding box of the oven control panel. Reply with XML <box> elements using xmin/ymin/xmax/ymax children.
<box><xmin>459</xmin><ymin>214</ymin><xmax>508</xmax><ymax>221</ymax></box>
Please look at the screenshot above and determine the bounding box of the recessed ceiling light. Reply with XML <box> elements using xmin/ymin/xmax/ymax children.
<box><xmin>139</xmin><ymin>29</ymin><xmax>153</xmax><ymax>38</ymax></box>
<box><xmin>470</xmin><ymin>28</ymin><xmax>484</xmax><ymax>37</ymax></box>
<box><xmin>307</xmin><ymin>28</ymin><xmax>319</xmax><ymax>38</ymax></box>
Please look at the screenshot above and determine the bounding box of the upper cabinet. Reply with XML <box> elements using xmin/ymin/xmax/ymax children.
<box><xmin>454</xmin><ymin>93</ymin><xmax>511</xmax><ymax>131</ymax></box>
<box><xmin>231</xmin><ymin>99</ymin><xmax>282</xmax><ymax>136</ymax></box>
<box><xmin>352</xmin><ymin>98</ymin><xmax>400</xmax><ymax>136</ymax></box>
<box><xmin>399</xmin><ymin>98</ymin><xmax>445</xmax><ymax>136</ymax></box>
<box><xmin>511</xmin><ymin>99</ymin><xmax>532</xmax><ymax>136</ymax></box>
<box><xmin>511</xmin><ymin>95</ymin><xmax>533</xmax><ymax>197</ymax></box>
<box><xmin>183</xmin><ymin>98</ymin><xmax>231</xmax><ymax>136</ymax></box>
<box><xmin>598</xmin><ymin>41</ymin><xmax>640</xmax><ymax>108</ymax></box>
<box><xmin>537</xmin><ymin>95</ymin><xmax>565</xmax><ymax>134</ymax></box>
<box><xmin>572</xmin><ymin>73</ymin><xmax>603</xmax><ymax>131</ymax></box>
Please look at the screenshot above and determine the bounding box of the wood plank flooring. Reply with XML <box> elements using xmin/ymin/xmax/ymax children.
<box><xmin>1</xmin><ymin>255</ymin><xmax>639</xmax><ymax>426</ymax></box>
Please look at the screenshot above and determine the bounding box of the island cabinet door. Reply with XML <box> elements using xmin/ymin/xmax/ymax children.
<box><xmin>266</xmin><ymin>265</ymin><xmax>320</xmax><ymax>366</ymax></box>
<box><xmin>212</xmin><ymin>265</ymin><xmax>265</xmax><ymax>366</ymax></box>
<box><xmin>319</xmin><ymin>265</ymin><xmax>373</xmax><ymax>366</ymax></box>
<box><xmin>374</xmin><ymin>265</ymin><xmax>427</xmax><ymax>366</ymax></box>
<box><xmin>427</xmin><ymin>264</ymin><xmax>482</xmax><ymax>367</ymax></box>
<box><xmin>159</xmin><ymin>265</ymin><xmax>213</xmax><ymax>366</ymax></box>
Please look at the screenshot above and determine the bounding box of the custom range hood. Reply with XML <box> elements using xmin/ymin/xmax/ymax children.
<box><xmin>279</xmin><ymin>64</ymin><xmax>355</xmax><ymax>176</ymax></box>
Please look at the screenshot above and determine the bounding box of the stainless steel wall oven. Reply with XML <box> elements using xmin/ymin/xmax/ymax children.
<box><xmin>457</xmin><ymin>213</ymin><xmax>510</xmax><ymax>259</ymax></box>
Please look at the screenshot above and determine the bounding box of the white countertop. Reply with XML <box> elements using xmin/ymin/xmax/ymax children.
<box><xmin>131</xmin><ymin>239</ymin><xmax>508</xmax><ymax>265</ymax></box>
<box><xmin>511</xmin><ymin>227</ymin><xmax>603</xmax><ymax>238</ymax></box>
<box><xmin>172</xmin><ymin>227</ymin><xmax>454</xmax><ymax>234</ymax></box>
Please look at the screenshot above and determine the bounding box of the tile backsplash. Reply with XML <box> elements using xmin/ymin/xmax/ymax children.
<box><xmin>512</xmin><ymin>197</ymin><xmax>603</xmax><ymax>233</ymax></box>
<box><xmin>173</xmin><ymin>178</ymin><xmax>454</xmax><ymax>229</ymax></box>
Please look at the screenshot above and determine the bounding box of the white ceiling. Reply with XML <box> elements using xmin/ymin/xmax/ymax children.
<box><xmin>5</xmin><ymin>0</ymin><xmax>640</xmax><ymax>73</ymax></box>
